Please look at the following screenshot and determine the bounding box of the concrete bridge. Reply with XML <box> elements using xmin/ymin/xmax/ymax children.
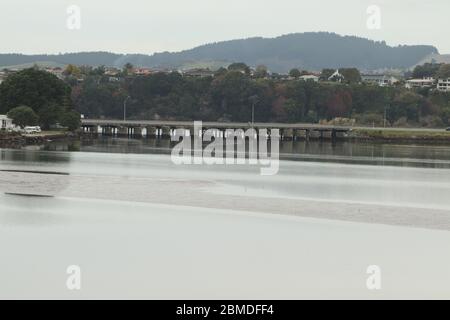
<box><xmin>81</xmin><ymin>119</ymin><xmax>352</xmax><ymax>141</ymax></box>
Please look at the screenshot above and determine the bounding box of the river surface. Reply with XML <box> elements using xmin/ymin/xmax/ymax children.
<box><xmin>1</xmin><ymin>137</ymin><xmax>450</xmax><ymax>299</ymax></box>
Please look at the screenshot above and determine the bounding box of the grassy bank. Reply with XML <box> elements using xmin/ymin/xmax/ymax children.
<box><xmin>23</xmin><ymin>130</ymin><xmax>68</xmax><ymax>138</ymax></box>
<box><xmin>352</xmin><ymin>128</ymin><xmax>450</xmax><ymax>142</ymax></box>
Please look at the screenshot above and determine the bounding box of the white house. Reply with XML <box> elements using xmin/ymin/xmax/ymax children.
<box><xmin>361</xmin><ymin>74</ymin><xmax>399</xmax><ymax>87</ymax></box>
<box><xmin>437</xmin><ymin>78</ymin><xmax>450</xmax><ymax>92</ymax></box>
<box><xmin>0</xmin><ymin>115</ymin><xmax>13</xmax><ymax>130</ymax></box>
<box><xmin>328</xmin><ymin>69</ymin><xmax>344</xmax><ymax>82</ymax></box>
<box><xmin>405</xmin><ymin>77</ymin><xmax>435</xmax><ymax>89</ymax></box>
<box><xmin>299</xmin><ymin>74</ymin><xmax>319</xmax><ymax>82</ymax></box>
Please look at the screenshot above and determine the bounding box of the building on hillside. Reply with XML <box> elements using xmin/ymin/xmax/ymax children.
<box><xmin>437</xmin><ymin>78</ymin><xmax>450</xmax><ymax>92</ymax></box>
<box><xmin>361</xmin><ymin>74</ymin><xmax>399</xmax><ymax>87</ymax></box>
<box><xmin>182</xmin><ymin>68</ymin><xmax>215</xmax><ymax>78</ymax></box>
<box><xmin>0</xmin><ymin>69</ymin><xmax>18</xmax><ymax>84</ymax></box>
<box><xmin>0</xmin><ymin>115</ymin><xmax>13</xmax><ymax>130</ymax></box>
<box><xmin>108</xmin><ymin>76</ymin><xmax>121</xmax><ymax>83</ymax></box>
<box><xmin>299</xmin><ymin>74</ymin><xmax>319</xmax><ymax>82</ymax></box>
<box><xmin>105</xmin><ymin>68</ymin><xmax>120</xmax><ymax>76</ymax></box>
<box><xmin>328</xmin><ymin>69</ymin><xmax>344</xmax><ymax>82</ymax></box>
<box><xmin>270</xmin><ymin>73</ymin><xmax>290</xmax><ymax>81</ymax></box>
<box><xmin>133</xmin><ymin>68</ymin><xmax>153</xmax><ymax>76</ymax></box>
<box><xmin>405</xmin><ymin>77</ymin><xmax>435</xmax><ymax>89</ymax></box>
<box><xmin>0</xmin><ymin>70</ymin><xmax>11</xmax><ymax>84</ymax></box>
<box><xmin>45</xmin><ymin>67</ymin><xmax>65</xmax><ymax>80</ymax></box>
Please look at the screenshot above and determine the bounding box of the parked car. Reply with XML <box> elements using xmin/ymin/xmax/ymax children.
<box><xmin>24</xmin><ymin>126</ymin><xmax>42</xmax><ymax>134</ymax></box>
<box><xmin>446</xmin><ymin>127</ymin><xmax>450</xmax><ymax>131</ymax></box>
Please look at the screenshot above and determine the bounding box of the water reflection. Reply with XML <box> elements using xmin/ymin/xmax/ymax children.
<box><xmin>80</xmin><ymin>137</ymin><xmax>450</xmax><ymax>169</ymax></box>
<box><xmin>0</xmin><ymin>194</ymin><xmax>66</xmax><ymax>226</ymax></box>
<box><xmin>3</xmin><ymin>136</ymin><xmax>450</xmax><ymax>168</ymax></box>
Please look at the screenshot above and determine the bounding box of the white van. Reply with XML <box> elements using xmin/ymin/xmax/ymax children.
<box><xmin>24</xmin><ymin>126</ymin><xmax>42</xmax><ymax>134</ymax></box>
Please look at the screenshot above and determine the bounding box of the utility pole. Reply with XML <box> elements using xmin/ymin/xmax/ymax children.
<box><xmin>123</xmin><ymin>96</ymin><xmax>131</xmax><ymax>121</ymax></box>
<box><xmin>384</xmin><ymin>104</ymin><xmax>390</xmax><ymax>128</ymax></box>
<box><xmin>249</xmin><ymin>95</ymin><xmax>259</xmax><ymax>128</ymax></box>
<box><xmin>252</xmin><ymin>103</ymin><xmax>255</xmax><ymax>125</ymax></box>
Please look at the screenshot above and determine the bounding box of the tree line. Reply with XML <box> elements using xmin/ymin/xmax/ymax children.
<box><xmin>0</xmin><ymin>68</ymin><xmax>80</xmax><ymax>130</ymax></box>
<box><xmin>71</xmin><ymin>63</ymin><xmax>450</xmax><ymax>128</ymax></box>
<box><xmin>1</xmin><ymin>63</ymin><xmax>449</xmax><ymax>129</ymax></box>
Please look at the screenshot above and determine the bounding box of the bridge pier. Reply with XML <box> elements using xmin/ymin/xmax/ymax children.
<box><xmin>318</xmin><ymin>130</ymin><xmax>324</xmax><ymax>140</ymax></box>
<box><xmin>102</xmin><ymin>126</ymin><xmax>113</xmax><ymax>136</ymax></box>
<box><xmin>174</xmin><ymin>127</ymin><xmax>190</xmax><ymax>137</ymax></box>
<box><xmin>282</xmin><ymin>128</ymin><xmax>294</xmax><ymax>141</ymax></box>
<box><xmin>293</xmin><ymin>129</ymin><xmax>302</xmax><ymax>141</ymax></box>
<box><xmin>331</xmin><ymin>129</ymin><xmax>337</xmax><ymax>142</ymax></box>
<box><xmin>109</xmin><ymin>127</ymin><xmax>117</xmax><ymax>136</ymax></box>
<box><xmin>305</xmin><ymin>129</ymin><xmax>311</xmax><ymax>141</ymax></box>
<box><xmin>161</xmin><ymin>126</ymin><xmax>171</xmax><ymax>138</ymax></box>
<box><xmin>146</xmin><ymin>126</ymin><xmax>157</xmax><ymax>138</ymax></box>
<box><xmin>87</xmin><ymin>126</ymin><xmax>99</xmax><ymax>134</ymax></box>
<box><xmin>132</xmin><ymin>127</ymin><xmax>142</xmax><ymax>137</ymax></box>
<box><xmin>117</xmin><ymin>127</ymin><xmax>128</xmax><ymax>136</ymax></box>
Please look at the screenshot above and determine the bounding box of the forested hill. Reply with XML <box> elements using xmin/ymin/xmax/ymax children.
<box><xmin>148</xmin><ymin>33</ymin><xmax>438</xmax><ymax>72</ymax></box>
<box><xmin>0</xmin><ymin>52</ymin><xmax>123</xmax><ymax>69</ymax></box>
<box><xmin>0</xmin><ymin>33</ymin><xmax>438</xmax><ymax>72</ymax></box>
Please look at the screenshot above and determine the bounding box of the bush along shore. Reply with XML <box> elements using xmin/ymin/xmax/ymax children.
<box><xmin>0</xmin><ymin>131</ymin><xmax>78</xmax><ymax>148</ymax></box>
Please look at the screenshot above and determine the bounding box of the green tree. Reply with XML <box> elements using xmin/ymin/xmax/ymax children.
<box><xmin>254</xmin><ymin>65</ymin><xmax>268</xmax><ymax>78</ymax></box>
<box><xmin>7</xmin><ymin>106</ymin><xmax>39</xmax><ymax>128</ymax></box>
<box><xmin>289</xmin><ymin>68</ymin><xmax>301</xmax><ymax>78</ymax></box>
<box><xmin>437</xmin><ymin>64</ymin><xmax>450</xmax><ymax>79</ymax></box>
<box><xmin>320</xmin><ymin>69</ymin><xmax>335</xmax><ymax>81</ymax></box>
<box><xmin>390</xmin><ymin>91</ymin><xmax>424</xmax><ymax>123</ymax></box>
<box><xmin>91</xmin><ymin>65</ymin><xmax>106</xmax><ymax>76</ymax></box>
<box><xmin>64</xmin><ymin>64</ymin><xmax>81</xmax><ymax>77</ymax></box>
<box><xmin>227</xmin><ymin>62</ymin><xmax>251</xmax><ymax>75</ymax></box>
<box><xmin>214</xmin><ymin>67</ymin><xmax>228</xmax><ymax>77</ymax></box>
<box><xmin>412</xmin><ymin>63</ymin><xmax>441</xmax><ymax>78</ymax></box>
<box><xmin>38</xmin><ymin>104</ymin><xmax>64</xmax><ymax>130</ymax></box>
<box><xmin>123</xmin><ymin>63</ymin><xmax>134</xmax><ymax>76</ymax></box>
<box><xmin>0</xmin><ymin>68</ymin><xmax>71</xmax><ymax>114</ymax></box>
<box><xmin>60</xmin><ymin>110</ymin><xmax>81</xmax><ymax>131</ymax></box>
<box><xmin>340</xmin><ymin>68</ymin><xmax>361</xmax><ymax>84</ymax></box>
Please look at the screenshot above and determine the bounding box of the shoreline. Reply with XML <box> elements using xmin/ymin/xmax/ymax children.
<box><xmin>349</xmin><ymin>128</ymin><xmax>450</xmax><ymax>143</ymax></box>
<box><xmin>0</xmin><ymin>131</ymin><xmax>78</xmax><ymax>148</ymax></box>
<box><xmin>2</xmin><ymin>126</ymin><xmax>450</xmax><ymax>148</ymax></box>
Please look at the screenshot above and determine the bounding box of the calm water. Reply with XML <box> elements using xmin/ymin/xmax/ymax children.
<box><xmin>41</xmin><ymin>137</ymin><xmax>450</xmax><ymax>168</ymax></box>
<box><xmin>1</xmin><ymin>137</ymin><xmax>450</xmax><ymax>299</ymax></box>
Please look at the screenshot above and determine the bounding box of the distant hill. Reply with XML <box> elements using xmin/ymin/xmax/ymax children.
<box><xmin>0</xmin><ymin>32</ymin><xmax>439</xmax><ymax>73</ymax></box>
<box><xmin>412</xmin><ymin>53</ymin><xmax>450</xmax><ymax>70</ymax></box>
<box><xmin>0</xmin><ymin>61</ymin><xmax>67</xmax><ymax>70</ymax></box>
<box><xmin>0</xmin><ymin>52</ymin><xmax>122</xmax><ymax>70</ymax></box>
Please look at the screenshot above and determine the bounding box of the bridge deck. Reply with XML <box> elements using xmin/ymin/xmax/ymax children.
<box><xmin>81</xmin><ymin>119</ymin><xmax>352</xmax><ymax>132</ymax></box>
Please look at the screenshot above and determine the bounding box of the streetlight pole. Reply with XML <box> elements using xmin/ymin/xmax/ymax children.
<box><xmin>123</xmin><ymin>96</ymin><xmax>131</xmax><ymax>121</ymax></box>
<box><xmin>249</xmin><ymin>95</ymin><xmax>259</xmax><ymax>128</ymax></box>
<box><xmin>252</xmin><ymin>102</ymin><xmax>255</xmax><ymax>126</ymax></box>
<box><xmin>384</xmin><ymin>104</ymin><xmax>390</xmax><ymax>128</ymax></box>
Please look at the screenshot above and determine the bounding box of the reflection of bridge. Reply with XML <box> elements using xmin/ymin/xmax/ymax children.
<box><xmin>81</xmin><ymin>119</ymin><xmax>352</xmax><ymax>141</ymax></box>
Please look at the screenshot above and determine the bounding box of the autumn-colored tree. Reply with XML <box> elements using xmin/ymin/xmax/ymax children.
<box><xmin>64</xmin><ymin>64</ymin><xmax>81</xmax><ymax>77</ymax></box>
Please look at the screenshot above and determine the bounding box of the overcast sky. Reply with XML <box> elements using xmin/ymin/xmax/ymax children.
<box><xmin>1</xmin><ymin>0</ymin><xmax>449</xmax><ymax>55</ymax></box>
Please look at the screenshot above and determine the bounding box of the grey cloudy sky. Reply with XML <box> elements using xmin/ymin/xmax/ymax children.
<box><xmin>0</xmin><ymin>0</ymin><xmax>449</xmax><ymax>54</ymax></box>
